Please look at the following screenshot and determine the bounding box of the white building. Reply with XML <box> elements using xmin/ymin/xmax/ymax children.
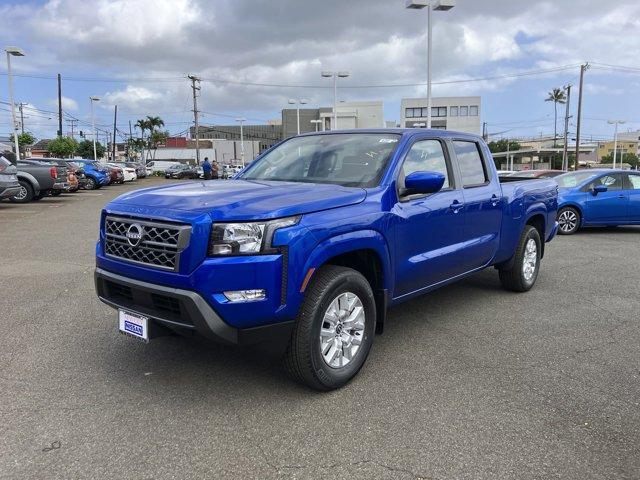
<box><xmin>400</xmin><ymin>96</ymin><xmax>482</xmax><ymax>134</ymax></box>
<box><xmin>321</xmin><ymin>101</ymin><xmax>385</xmax><ymax>131</ymax></box>
<box><xmin>152</xmin><ymin>140</ymin><xmax>260</xmax><ymax>165</ymax></box>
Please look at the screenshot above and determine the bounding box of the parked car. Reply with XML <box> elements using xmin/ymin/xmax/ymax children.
<box><xmin>72</xmin><ymin>160</ymin><xmax>110</xmax><ymax>190</ymax></box>
<box><xmin>0</xmin><ymin>156</ymin><xmax>20</xmax><ymax>200</ymax></box>
<box><xmin>22</xmin><ymin>158</ymin><xmax>79</xmax><ymax>193</ymax></box>
<box><xmin>164</xmin><ymin>163</ymin><xmax>198</xmax><ymax>179</ymax></box>
<box><xmin>107</xmin><ymin>163</ymin><xmax>136</xmax><ymax>182</ymax></box>
<box><xmin>146</xmin><ymin>160</ymin><xmax>180</xmax><ymax>174</ymax></box>
<box><xmin>95</xmin><ymin>129</ymin><xmax>558</xmax><ymax>390</ymax></box>
<box><xmin>12</xmin><ymin>160</ymin><xmax>68</xmax><ymax>202</ymax></box>
<box><xmin>555</xmin><ymin>169</ymin><xmax>640</xmax><ymax>234</ymax></box>
<box><xmin>507</xmin><ymin>169</ymin><xmax>566</xmax><ymax>179</ymax></box>
<box><xmin>124</xmin><ymin>162</ymin><xmax>146</xmax><ymax>179</ymax></box>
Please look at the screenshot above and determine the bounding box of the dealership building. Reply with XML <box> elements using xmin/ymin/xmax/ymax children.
<box><xmin>400</xmin><ymin>96</ymin><xmax>482</xmax><ymax>134</ymax></box>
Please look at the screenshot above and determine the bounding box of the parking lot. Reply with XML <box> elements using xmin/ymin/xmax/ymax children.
<box><xmin>1</xmin><ymin>177</ymin><xmax>639</xmax><ymax>479</ymax></box>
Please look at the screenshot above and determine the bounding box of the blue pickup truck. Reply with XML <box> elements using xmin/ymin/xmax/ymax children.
<box><xmin>95</xmin><ymin>129</ymin><xmax>558</xmax><ymax>390</ymax></box>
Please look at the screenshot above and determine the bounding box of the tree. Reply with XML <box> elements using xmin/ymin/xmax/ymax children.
<box><xmin>76</xmin><ymin>139</ymin><xmax>105</xmax><ymax>159</ymax></box>
<box><xmin>545</xmin><ymin>88</ymin><xmax>567</xmax><ymax>147</ymax></box>
<box><xmin>47</xmin><ymin>136</ymin><xmax>78</xmax><ymax>158</ymax></box>
<box><xmin>149</xmin><ymin>130</ymin><xmax>168</xmax><ymax>160</ymax></box>
<box><xmin>488</xmin><ymin>139</ymin><xmax>521</xmax><ymax>153</ymax></box>
<box><xmin>135</xmin><ymin>118</ymin><xmax>151</xmax><ymax>161</ymax></box>
<box><xmin>10</xmin><ymin>132</ymin><xmax>36</xmax><ymax>158</ymax></box>
<box><xmin>601</xmin><ymin>152</ymin><xmax>639</xmax><ymax>168</ymax></box>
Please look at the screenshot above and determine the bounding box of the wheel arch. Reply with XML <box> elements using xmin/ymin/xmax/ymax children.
<box><xmin>16</xmin><ymin>171</ymin><xmax>40</xmax><ymax>193</ymax></box>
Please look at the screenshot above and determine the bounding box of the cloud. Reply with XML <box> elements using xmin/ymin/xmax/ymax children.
<box><xmin>46</xmin><ymin>96</ymin><xmax>79</xmax><ymax>111</ymax></box>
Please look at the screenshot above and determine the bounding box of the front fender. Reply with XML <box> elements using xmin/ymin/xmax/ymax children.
<box><xmin>16</xmin><ymin>171</ymin><xmax>40</xmax><ymax>193</ymax></box>
<box><xmin>301</xmin><ymin>229</ymin><xmax>393</xmax><ymax>293</ymax></box>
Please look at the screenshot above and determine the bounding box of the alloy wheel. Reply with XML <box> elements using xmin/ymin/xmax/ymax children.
<box><xmin>522</xmin><ymin>238</ymin><xmax>538</xmax><ymax>282</ymax></box>
<box><xmin>558</xmin><ymin>210</ymin><xmax>578</xmax><ymax>233</ymax></box>
<box><xmin>319</xmin><ymin>292</ymin><xmax>366</xmax><ymax>368</ymax></box>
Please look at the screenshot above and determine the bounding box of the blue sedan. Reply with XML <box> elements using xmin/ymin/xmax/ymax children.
<box><xmin>556</xmin><ymin>169</ymin><xmax>640</xmax><ymax>234</ymax></box>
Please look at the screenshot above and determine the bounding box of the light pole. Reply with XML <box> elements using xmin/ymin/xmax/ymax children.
<box><xmin>90</xmin><ymin>96</ymin><xmax>100</xmax><ymax>161</ymax></box>
<box><xmin>310</xmin><ymin>119</ymin><xmax>322</xmax><ymax>132</ymax></box>
<box><xmin>321</xmin><ymin>71</ymin><xmax>349</xmax><ymax>130</ymax></box>
<box><xmin>607</xmin><ymin>120</ymin><xmax>625</xmax><ymax>169</ymax></box>
<box><xmin>288</xmin><ymin>98</ymin><xmax>308</xmax><ymax>135</ymax></box>
<box><xmin>235</xmin><ymin>117</ymin><xmax>246</xmax><ymax>167</ymax></box>
<box><xmin>5</xmin><ymin>46</ymin><xmax>25</xmax><ymax>160</ymax></box>
<box><xmin>406</xmin><ymin>0</ymin><xmax>455</xmax><ymax>129</ymax></box>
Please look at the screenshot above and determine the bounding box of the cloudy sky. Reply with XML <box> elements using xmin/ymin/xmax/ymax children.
<box><xmin>1</xmin><ymin>0</ymin><xmax>639</xmax><ymax>143</ymax></box>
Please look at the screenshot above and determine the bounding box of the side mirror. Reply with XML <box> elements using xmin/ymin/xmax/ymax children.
<box><xmin>404</xmin><ymin>171</ymin><xmax>446</xmax><ymax>195</ymax></box>
<box><xmin>592</xmin><ymin>184</ymin><xmax>607</xmax><ymax>195</ymax></box>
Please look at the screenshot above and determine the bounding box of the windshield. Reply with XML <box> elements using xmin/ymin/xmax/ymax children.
<box><xmin>555</xmin><ymin>171</ymin><xmax>600</xmax><ymax>188</ymax></box>
<box><xmin>239</xmin><ymin>133</ymin><xmax>401</xmax><ymax>187</ymax></box>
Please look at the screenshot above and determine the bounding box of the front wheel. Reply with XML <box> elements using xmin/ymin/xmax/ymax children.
<box><xmin>499</xmin><ymin>225</ymin><xmax>541</xmax><ymax>292</ymax></box>
<box><xmin>284</xmin><ymin>265</ymin><xmax>376</xmax><ymax>391</ymax></box>
<box><xmin>84</xmin><ymin>177</ymin><xmax>97</xmax><ymax>190</ymax></box>
<box><xmin>10</xmin><ymin>180</ymin><xmax>34</xmax><ymax>203</ymax></box>
<box><xmin>557</xmin><ymin>207</ymin><xmax>580</xmax><ymax>235</ymax></box>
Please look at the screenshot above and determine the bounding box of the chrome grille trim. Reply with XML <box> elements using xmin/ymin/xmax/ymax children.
<box><xmin>104</xmin><ymin>216</ymin><xmax>191</xmax><ymax>271</ymax></box>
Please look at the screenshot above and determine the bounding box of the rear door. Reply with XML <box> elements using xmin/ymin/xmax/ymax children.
<box><xmin>393</xmin><ymin>138</ymin><xmax>466</xmax><ymax>296</ymax></box>
<box><xmin>624</xmin><ymin>173</ymin><xmax>640</xmax><ymax>221</ymax></box>
<box><xmin>584</xmin><ymin>174</ymin><xmax>628</xmax><ymax>223</ymax></box>
<box><xmin>452</xmin><ymin>140</ymin><xmax>503</xmax><ymax>271</ymax></box>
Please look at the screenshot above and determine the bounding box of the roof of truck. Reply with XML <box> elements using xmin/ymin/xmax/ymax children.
<box><xmin>299</xmin><ymin>128</ymin><xmax>482</xmax><ymax>140</ymax></box>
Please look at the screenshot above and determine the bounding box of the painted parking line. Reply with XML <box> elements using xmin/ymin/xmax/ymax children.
<box><xmin>0</xmin><ymin>210</ymin><xmax>39</xmax><ymax>214</ymax></box>
<box><xmin>77</xmin><ymin>193</ymin><xmax>104</xmax><ymax>196</ymax></box>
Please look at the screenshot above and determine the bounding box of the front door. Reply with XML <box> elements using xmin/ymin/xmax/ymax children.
<box><xmin>585</xmin><ymin>174</ymin><xmax>628</xmax><ymax>223</ymax></box>
<box><xmin>393</xmin><ymin>138</ymin><xmax>466</xmax><ymax>297</ymax></box>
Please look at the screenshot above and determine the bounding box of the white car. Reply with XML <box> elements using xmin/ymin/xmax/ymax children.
<box><xmin>108</xmin><ymin>163</ymin><xmax>137</xmax><ymax>182</ymax></box>
<box><xmin>146</xmin><ymin>161</ymin><xmax>181</xmax><ymax>174</ymax></box>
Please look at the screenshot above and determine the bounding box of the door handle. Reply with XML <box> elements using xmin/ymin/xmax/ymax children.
<box><xmin>491</xmin><ymin>194</ymin><xmax>500</xmax><ymax>206</ymax></box>
<box><xmin>450</xmin><ymin>200</ymin><xmax>463</xmax><ymax>213</ymax></box>
<box><xmin>618</xmin><ymin>195</ymin><xmax>625</xmax><ymax>199</ymax></box>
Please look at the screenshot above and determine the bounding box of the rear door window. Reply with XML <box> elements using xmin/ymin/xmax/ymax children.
<box><xmin>453</xmin><ymin>141</ymin><xmax>488</xmax><ymax>187</ymax></box>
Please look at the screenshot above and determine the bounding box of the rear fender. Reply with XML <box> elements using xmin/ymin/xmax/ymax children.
<box><xmin>16</xmin><ymin>171</ymin><xmax>40</xmax><ymax>194</ymax></box>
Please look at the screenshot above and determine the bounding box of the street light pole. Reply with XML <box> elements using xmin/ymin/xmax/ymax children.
<box><xmin>235</xmin><ymin>117</ymin><xmax>246</xmax><ymax>167</ymax></box>
<box><xmin>310</xmin><ymin>119</ymin><xmax>322</xmax><ymax>132</ymax></box>
<box><xmin>321</xmin><ymin>71</ymin><xmax>349</xmax><ymax>130</ymax></box>
<box><xmin>288</xmin><ymin>99</ymin><xmax>308</xmax><ymax>135</ymax></box>
<box><xmin>406</xmin><ymin>1</ymin><xmax>455</xmax><ymax>129</ymax></box>
<box><xmin>90</xmin><ymin>96</ymin><xmax>100</xmax><ymax>161</ymax></box>
<box><xmin>607</xmin><ymin>120</ymin><xmax>625</xmax><ymax>169</ymax></box>
<box><xmin>5</xmin><ymin>46</ymin><xmax>25</xmax><ymax>160</ymax></box>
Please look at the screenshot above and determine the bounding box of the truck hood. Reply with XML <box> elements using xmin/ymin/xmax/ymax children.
<box><xmin>109</xmin><ymin>180</ymin><xmax>367</xmax><ymax>220</ymax></box>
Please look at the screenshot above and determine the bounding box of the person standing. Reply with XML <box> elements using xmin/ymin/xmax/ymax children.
<box><xmin>212</xmin><ymin>160</ymin><xmax>219</xmax><ymax>180</ymax></box>
<box><xmin>202</xmin><ymin>157</ymin><xmax>212</xmax><ymax>180</ymax></box>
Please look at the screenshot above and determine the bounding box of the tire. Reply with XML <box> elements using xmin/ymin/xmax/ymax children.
<box><xmin>499</xmin><ymin>225</ymin><xmax>541</xmax><ymax>292</ymax></box>
<box><xmin>10</xmin><ymin>180</ymin><xmax>34</xmax><ymax>203</ymax></box>
<box><xmin>83</xmin><ymin>177</ymin><xmax>97</xmax><ymax>190</ymax></box>
<box><xmin>284</xmin><ymin>265</ymin><xmax>376</xmax><ymax>391</ymax></box>
<box><xmin>51</xmin><ymin>190</ymin><xmax>62</xmax><ymax>196</ymax></box>
<box><xmin>32</xmin><ymin>191</ymin><xmax>45</xmax><ymax>201</ymax></box>
<box><xmin>557</xmin><ymin>207</ymin><xmax>580</xmax><ymax>235</ymax></box>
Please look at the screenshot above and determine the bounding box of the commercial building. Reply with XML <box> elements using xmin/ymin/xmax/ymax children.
<box><xmin>400</xmin><ymin>96</ymin><xmax>482</xmax><ymax>134</ymax></box>
<box><xmin>152</xmin><ymin>139</ymin><xmax>260</xmax><ymax>165</ymax></box>
<box><xmin>596</xmin><ymin>137</ymin><xmax>640</xmax><ymax>160</ymax></box>
<box><xmin>193</xmin><ymin>123</ymin><xmax>282</xmax><ymax>152</ymax></box>
<box><xmin>281</xmin><ymin>101</ymin><xmax>385</xmax><ymax>138</ymax></box>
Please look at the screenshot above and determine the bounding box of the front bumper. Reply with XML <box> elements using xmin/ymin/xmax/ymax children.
<box><xmin>95</xmin><ymin>267</ymin><xmax>294</xmax><ymax>346</ymax></box>
<box><xmin>0</xmin><ymin>183</ymin><xmax>21</xmax><ymax>198</ymax></box>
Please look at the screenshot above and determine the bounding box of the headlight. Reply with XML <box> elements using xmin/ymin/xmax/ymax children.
<box><xmin>208</xmin><ymin>216</ymin><xmax>299</xmax><ymax>256</ymax></box>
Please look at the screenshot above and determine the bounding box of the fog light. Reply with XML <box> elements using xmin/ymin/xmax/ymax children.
<box><xmin>223</xmin><ymin>289</ymin><xmax>266</xmax><ymax>302</ymax></box>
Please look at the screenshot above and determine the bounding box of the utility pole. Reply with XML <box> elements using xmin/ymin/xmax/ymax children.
<box><xmin>607</xmin><ymin>120</ymin><xmax>626</xmax><ymax>169</ymax></box>
<box><xmin>66</xmin><ymin>119</ymin><xmax>77</xmax><ymax>139</ymax></box>
<box><xmin>112</xmin><ymin>105</ymin><xmax>118</xmax><ymax>163</ymax></box>
<box><xmin>573</xmin><ymin>63</ymin><xmax>588</xmax><ymax>171</ymax></box>
<box><xmin>18</xmin><ymin>102</ymin><xmax>24</xmax><ymax>133</ymax></box>
<box><xmin>561</xmin><ymin>84</ymin><xmax>572</xmax><ymax>171</ymax></box>
<box><xmin>129</xmin><ymin>120</ymin><xmax>133</xmax><ymax>160</ymax></box>
<box><xmin>188</xmin><ymin>75</ymin><xmax>201</xmax><ymax>165</ymax></box>
<box><xmin>57</xmin><ymin>73</ymin><xmax>63</xmax><ymax>137</ymax></box>
<box><xmin>506</xmin><ymin>138</ymin><xmax>511</xmax><ymax>171</ymax></box>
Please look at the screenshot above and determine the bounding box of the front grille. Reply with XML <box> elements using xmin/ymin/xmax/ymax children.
<box><xmin>104</xmin><ymin>216</ymin><xmax>191</xmax><ymax>271</ymax></box>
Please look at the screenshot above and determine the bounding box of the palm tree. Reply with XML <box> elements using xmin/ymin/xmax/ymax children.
<box><xmin>145</xmin><ymin>116</ymin><xmax>165</xmax><ymax>160</ymax></box>
<box><xmin>134</xmin><ymin>118</ymin><xmax>151</xmax><ymax>162</ymax></box>
<box><xmin>545</xmin><ymin>88</ymin><xmax>567</xmax><ymax>147</ymax></box>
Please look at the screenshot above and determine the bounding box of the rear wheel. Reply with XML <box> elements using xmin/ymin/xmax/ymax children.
<box><xmin>557</xmin><ymin>207</ymin><xmax>580</xmax><ymax>235</ymax></box>
<box><xmin>10</xmin><ymin>180</ymin><xmax>34</xmax><ymax>203</ymax></box>
<box><xmin>84</xmin><ymin>177</ymin><xmax>97</xmax><ymax>190</ymax></box>
<box><xmin>499</xmin><ymin>225</ymin><xmax>541</xmax><ymax>292</ymax></box>
<box><xmin>284</xmin><ymin>265</ymin><xmax>376</xmax><ymax>391</ymax></box>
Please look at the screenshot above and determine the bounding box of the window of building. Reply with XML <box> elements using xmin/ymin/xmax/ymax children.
<box><xmin>450</xmin><ymin>106</ymin><xmax>459</xmax><ymax>117</ymax></box>
<box><xmin>459</xmin><ymin>106</ymin><xmax>469</xmax><ymax>116</ymax></box>
<box><xmin>406</xmin><ymin>108</ymin><xmax>423</xmax><ymax>118</ymax></box>
<box><xmin>453</xmin><ymin>141</ymin><xmax>488</xmax><ymax>187</ymax></box>
<box><xmin>469</xmin><ymin>105</ymin><xmax>479</xmax><ymax>116</ymax></box>
<box><xmin>431</xmin><ymin>107</ymin><xmax>447</xmax><ymax>117</ymax></box>
<box><xmin>400</xmin><ymin>140</ymin><xmax>450</xmax><ymax>191</ymax></box>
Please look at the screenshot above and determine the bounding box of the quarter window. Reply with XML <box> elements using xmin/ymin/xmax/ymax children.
<box><xmin>453</xmin><ymin>141</ymin><xmax>488</xmax><ymax>187</ymax></box>
<box><xmin>400</xmin><ymin>140</ymin><xmax>450</xmax><ymax>191</ymax></box>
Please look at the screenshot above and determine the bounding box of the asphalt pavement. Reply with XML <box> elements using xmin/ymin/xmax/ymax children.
<box><xmin>1</xmin><ymin>177</ymin><xmax>639</xmax><ymax>479</ymax></box>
